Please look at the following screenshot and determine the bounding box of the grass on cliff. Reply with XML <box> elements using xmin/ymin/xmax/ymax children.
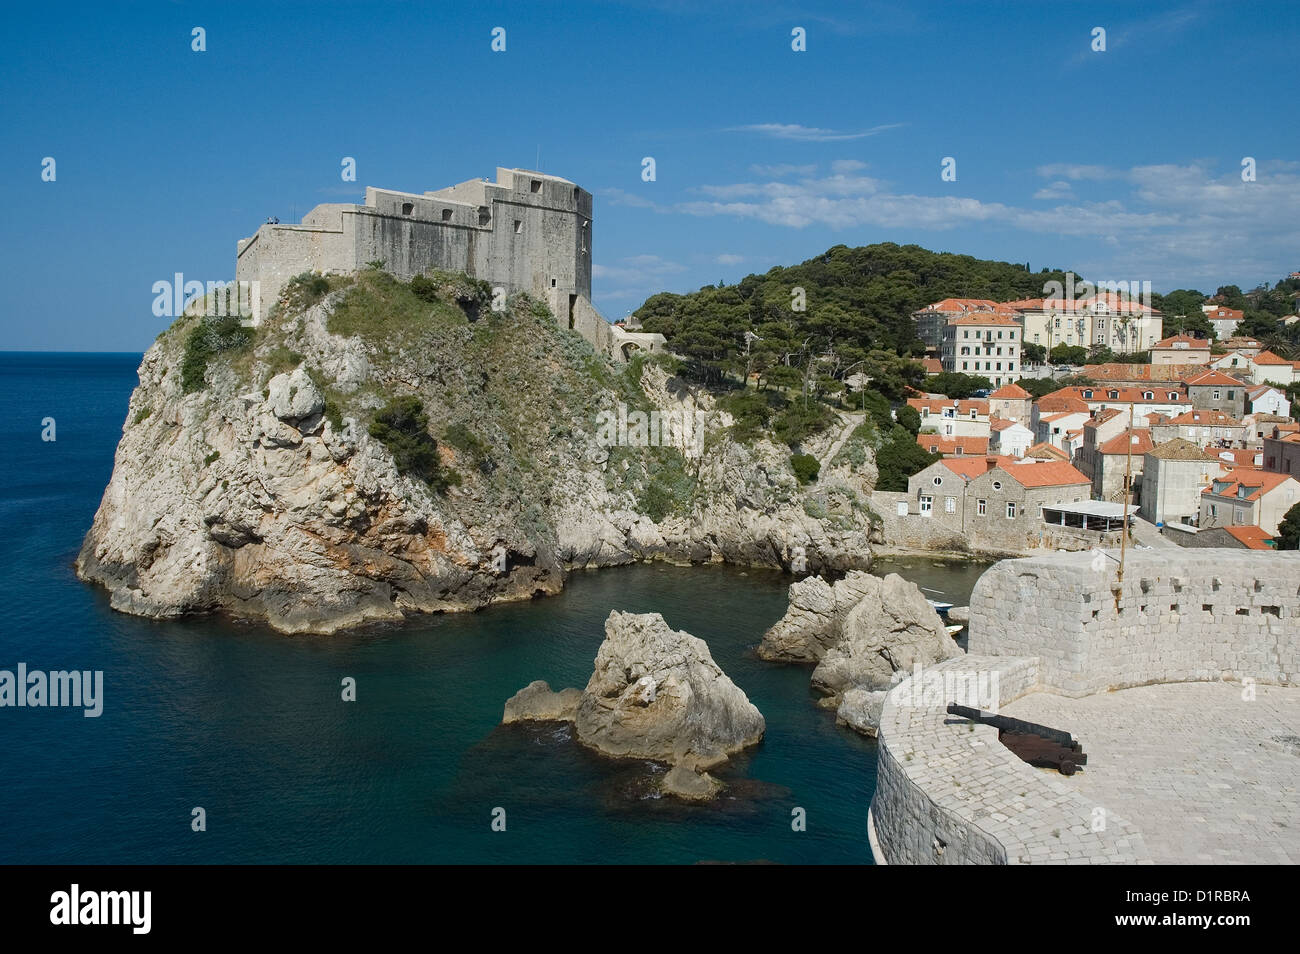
<box><xmin>326</xmin><ymin>270</ymin><xmax>469</xmax><ymax>348</ymax></box>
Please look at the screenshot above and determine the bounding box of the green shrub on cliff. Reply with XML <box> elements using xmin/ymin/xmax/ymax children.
<box><xmin>181</xmin><ymin>314</ymin><xmax>254</xmax><ymax>393</ymax></box>
<box><xmin>369</xmin><ymin>396</ymin><xmax>457</xmax><ymax>491</ymax></box>
<box><xmin>790</xmin><ymin>452</ymin><xmax>820</xmax><ymax>484</ymax></box>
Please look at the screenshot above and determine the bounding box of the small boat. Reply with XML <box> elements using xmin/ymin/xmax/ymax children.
<box><xmin>926</xmin><ymin>598</ymin><xmax>954</xmax><ymax>615</ymax></box>
<box><xmin>945</xmin><ymin>624</ymin><xmax>965</xmax><ymax>637</ymax></box>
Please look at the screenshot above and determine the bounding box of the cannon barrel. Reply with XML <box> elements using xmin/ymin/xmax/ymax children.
<box><xmin>946</xmin><ymin>702</ymin><xmax>1077</xmax><ymax>749</ymax></box>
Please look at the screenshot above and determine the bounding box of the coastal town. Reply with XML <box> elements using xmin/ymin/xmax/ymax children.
<box><xmin>882</xmin><ymin>293</ymin><xmax>1300</xmax><ymax>554</ymax></box>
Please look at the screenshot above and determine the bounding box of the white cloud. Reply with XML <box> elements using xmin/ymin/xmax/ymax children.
<box><xmin>714</xmin><ymin>253</ymin><xmax>744</xmax><ymax>265</ymax></box>
<box><xmin>1033</xmin><ymin>180</ymin><xmax>1074</xmax><ymax>200</ymax></box>
<box><xmin>830</xmin><ymin>159</ymin><xmax>868</xmax><ymax>174</ymax></box>
<box><xmin>728</xmin><ymin>122</ymin><xmax>903</xmax><ymax>142</ymax></box>
<box><xmin>749</xmin><ymin>163</ymin><xmax>817</xmax><ymax>177</ymax></box>
<box><xmin>666</xmin><ymin>160</ymin><xmax>1300</xmax><ymax>288</ymax></box>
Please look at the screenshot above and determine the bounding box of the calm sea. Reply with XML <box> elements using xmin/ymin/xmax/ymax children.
<box><xmin>0</xmin><ymin>352</ymin><xmax>988</xmax><ymax>864</ymax></box>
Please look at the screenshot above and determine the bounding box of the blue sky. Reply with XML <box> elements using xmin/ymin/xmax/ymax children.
<box><xmin>2</xmin><ymin>0</ymin><xmax>1297</xmax><ymax>351</ymax></box>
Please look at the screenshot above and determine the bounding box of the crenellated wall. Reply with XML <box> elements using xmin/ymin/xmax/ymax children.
<box><xmin>967</xmin><ymin>549</ymin><xmax>1300</xmax><ymax>696</ymax></box>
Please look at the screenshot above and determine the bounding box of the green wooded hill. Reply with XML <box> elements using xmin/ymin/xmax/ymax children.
<box><xmin>632</xmin><ymin>242</ymin><xmax>1075</xmax><ymax>386</ymax></box>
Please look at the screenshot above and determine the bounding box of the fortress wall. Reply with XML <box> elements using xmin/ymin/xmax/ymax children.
<box><xmin>968</xmin><ymin>549</ymin><xmax>1300</xmax><ymax>696</ymax></box>
<box><xmin>869</xmin><ymin>655</ymin><xmax>1147</xmax><ymax>865</ymax></box>
<box><xmin>236</xmin><ymin>224</ymin><xmax>353</xmax><ymax>319</ymax></box>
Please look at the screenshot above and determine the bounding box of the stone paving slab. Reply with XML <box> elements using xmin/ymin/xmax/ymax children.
<box><xmin>1002</xmin><ymin>681</ymin><xmax>1300</xmax><ymax>865</ymax></box>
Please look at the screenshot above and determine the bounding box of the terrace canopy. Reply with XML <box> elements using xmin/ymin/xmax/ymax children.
<box><xmin>1041</xmin><ymin>500</ymin><xmax>1136</xmax><ymax>533</ymax></box>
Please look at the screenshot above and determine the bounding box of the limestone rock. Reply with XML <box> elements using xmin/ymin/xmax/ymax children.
<box><xmin>947</xmin><ymin>605</ymin><xmax>970</xmax><ymax>626</ymax></box>
<box><xmin>574</xmin><ymin>611</ymin><xmax>765</xmax><ymax>770</ymax></box>
<box><xmin>757</xmin><ymin>570</ymin><xmax>881</xmax><ymax>662</ymax></box>
<box><xmin>502</xmin><ymin>680</ymin><xmax>582</xmax><ymax>723</ymax></box>
<box><xmin>835</xmin><ymin>687</ymin><xmax>888</xmax><ymax>737</ymax></box>
<box><xmin>661</xmin><ymin>764</ymin><xmax>723</xmax><ymax>801</ymax></box>
<box><xmin>810</xmin><ymin>573</ymin><xmax>960</xmax><ymax>698</ymax></box>
<box><xmin>268</xmin><ymin>367</ymin><xmax>324</xmax><ymax>423</ymax></box>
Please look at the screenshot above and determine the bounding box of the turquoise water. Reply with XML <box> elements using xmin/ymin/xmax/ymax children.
<box><xmin>0</xmin><ymin>353</ymin><xmax>987</xmax><ymax>864</ymax></box>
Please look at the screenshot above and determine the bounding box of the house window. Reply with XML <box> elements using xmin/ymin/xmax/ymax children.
<box><xmin>977</xmin><ymin>499</ymin><xmax>987</xmax><ymax>516</ymax></box>
<box><xmin>922</xmin><ymin>408</ymin><xmax>929</xmax><ymax>418</ymax></box>
<box><xmin>1235</xmin><ymin>508</ymin><xmax>1245</xmax><ymax>522</ymax></box>
<box><xmin>551</xmin><ymin>278</ymin><xmax>558</xmax><ymax>288</ymax></box>
<box><xmin>929</xmin><ymin>444</ymin><xmax>938</xmax><ymax>453</ymax></box>
<box><xmin>514</xmin><ymin>220</ymin><xmax>523</xmax><ymax>234</ymax></box>
<box><xmin>530</xmin><ymin>179</ymin><xmax>542</xmax><ymax>193</ymax></box>
<box><xmin>969</xmin><ymin>409</ymin><xmax>977</xmax><ymax>420</ymax></box>
<box><xmin>1168</xmin><ymin>392</ymin><xmax>1177</xmax><ymax>399</ymax></box>
<box><xmin>1227</xmin><ymin>390</ymin><xmax>1235</xmax><ymax>399</ymax></box>
<box><xmin>1108</xmin><ymin>390</ymin><xmax>1119</xmax><ymax>399</ymax></box>
<box><xmin>1213</xmin><ymin>390</ymin><xmax>1221</xmax><ymax>400</ymax></box>
<box><xmin>945</xmin><ymin>496</ymin><xmax>957</xmax><ymax>514</ymax></box>
<box><xmin>962</xmin><ymin>362</ymin><xmax>968</xmax><ymax>370</ymax></box>
<box><xmin>1083</xmin><ymin>390</ymin><xmax>1093</xmax><ymax>399</ymax></box>
<box><xmin>401</xmin><ymin>202</ymin><xmax>414</xmax><ymax>215</ymax></box>
<box><xmin>1006</xmin><ymin>502</ymin><xmax>1017</xmax><ymax>518</ymax></box>
<box><xmin>920</xmin><ymin>495</ymin><xmax>933</xmax><ymax>516</ymax></box>
<box><xmin>955</xmin><ymin>446</ymin><xmax>964</xmax><ymax>456</ymax></box>
<box><xmin>1143</xmin><ymin>391</ymin><xmax>1153</xmax><ymax>400</ymax></box>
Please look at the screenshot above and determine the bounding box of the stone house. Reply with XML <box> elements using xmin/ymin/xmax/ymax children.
<box><xmin>1151</xmin><ymin>334</ymin><xmax>1211</xmax><ymax>366</ymax></box>
<box><xmin>988</xmin><ymin>382</ymin><xmax>1033</xmax><ymax>422</ymax></box>
<box><xmin>990</xmin><ymin>417</ymin><xmax>1033</xmax><ymax>458</ymax></box>
<box><xmin>1185</xmin><ymin>369</ymin><xmax>1247</xmax><ymax>417</ymax></box>
<box><xmin>940</xmin><ymin>313</ymin><xmax>1022</xmax><ymax>386</ymax></box>
<box><xmin>906</xmin><ymin>456</ymin><xmax>1092</xmax><ymax>550</ymax></box>
<box><xmin>1245</xmin><ymin>384</ymin><xmax>1290</xmax><ymax>419</ymax></box>
<box><xmin>916</xmin><ymin>433</ymin><xmax>989</xmax><ymax>457</ymax></box>
<box><xmin>1263</xmin><ymin>430</ymin><xmax>1300</xmax><ymax>478</ymax></box>
<box><xmin>1149</xmin><ymin>409</ymin><xmax>1247</xmax><ymax>447</ymax></box>
<box><xmin>1089</xmin><ymin>427</ymin><xmax>1152</xmax><ymax>501</ymax></box>
<box><xmin>1199</xmin><ymin>469</ymin><xmax>1300</xmax><ymax>536</ymax></box>
<box><xmin>1139</xmin><ymin>438</ymin><xmax>1223</xmax><ymax>526</ymax></box>
<box><xmin>909</xmin><ymin>397</ymin><xmax>991</xmax><ymax>440</ymax></box>
<box><xmin>1249</xmin><ymin>350</ymin><xmax>1299</xmax><ymax>387</ymax></box>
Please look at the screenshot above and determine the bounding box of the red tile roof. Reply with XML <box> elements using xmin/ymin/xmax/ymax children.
<box><xmin>1154</xmin><ymin>334</ymin><xmax>1211</xmax><ymax>349</ymax></box>
<box><xmin>1024</xmin><ymin>442</ymin><xmax>1069</xmax><ymax>460</ymax></box>
<box><xmin>907</xmin><ymin>397</ymin><xmax>990</xmax><ymax>415</ymax></box>
<box><xmin>917</xmin><ymin>434</ymin><xmax>990</xmax><ymax>456</ymax></box>
<box><xmin>1056</xmin><ymin>385</ymin><xmax>1188</xmax><ymax>404</ymax></box>
<box><xmin>1097</xmin><ymin>428</ymin><xmax>1153</xmax><ymax>455</ymax></box>
<box><xmin>921</xmin><ymin>357</ymin><xmax>943</xmax><ymax>374</ymax></box>
<box><xmin>1166</xmin><ymin>410</ymin><xmax>1242</xmax><ymax>427</ymax></box>
<box><xmin>916</xmin><ymin>298</ymin><xmax>999</xmax><ymax>314</ymax></box>
<box><xmin>951</xmin><ymin>313</ymin><xmax>1021</xmax><ymax>326</ymax></box>
<box><xmin>1203</xmin><ymin>469</ymin><xmax>1296</xmax><ymax>502</ymax></box>
<box><xmin>1082</xmin><ymin>363</ymin><xmax>1206</xmax><ymax>383</ymax></box>
<box><xmin>1253</xmin><ymin>350</ymin><xmax>1291</xmax><ymax>365</ymax></box>
<box><xmin>1224</xmin><ymin>525</ymin><xmax>1274</xmax><ymax>550</ymax></box>
<box><xmin>1036</xmin><ymin>392</ymin><xmax>1092</xmax><ymax>414</ymax></box>
<box><xmin>989</xmin><ymin>382</ymin><xmax>1031</xmax><ymax>399</ymax></box>
<box><xmin>1185</xmin><ymin>369</ymin><xmax>1245</xmax><ymax>388</ymax></box>
<box><xmin>997</xmin><ymin>460</ymin><xmax>1090</xmax><ymax>488</ymax></box>
<box><xmin>1205</xmin><ymin>306</ymin><xmax>1244</xmax><ymax>321</ymax></box>
<box><xmin>937</xmin><ymin>455</ymin><xmax>1017</xmax><ymax>479</ymax></box>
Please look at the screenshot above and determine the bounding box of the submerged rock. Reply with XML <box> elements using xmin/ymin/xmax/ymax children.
<box><xmin>503</xmin><ymin>610</ymin><xmax>764</xmax><ymax>800</ymax></box>
<box><xmin>502</xmin><ymin>680</ymin><xmax>582</xmax><ymax>724</ymax></box>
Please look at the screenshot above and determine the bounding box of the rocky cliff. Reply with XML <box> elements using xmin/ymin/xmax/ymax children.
<box><xmin>77</xmin><ymin>270</ymin><xmax>876</xmax><ymax>633</ymax></box>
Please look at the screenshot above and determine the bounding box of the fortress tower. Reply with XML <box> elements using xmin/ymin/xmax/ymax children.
<box><xmin>236</xmin><ymin>167</ymin><xmax>664</xmax><ymax>362</ymax></box>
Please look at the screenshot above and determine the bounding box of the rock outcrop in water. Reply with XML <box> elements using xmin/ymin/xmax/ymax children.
<box><xmin>503</xmin><ymin>610</ymin><xmax>765</xmax><ymax>800</ymax></box>
<box><xmin>760</xmin><ymin>571</ymin><xmax>959</xmax><ymax>736</ymax></box>
<box><xmin>76</xmin><ymin>272</ymin><xmax>876</xmax><ymax>633</ymax></box>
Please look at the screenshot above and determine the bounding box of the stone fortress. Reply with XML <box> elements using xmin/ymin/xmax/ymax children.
<box><xmin>869</xmin><ymin>549</ymin><xmax>1300</xmax><ymax>865</ymax></box>
<box><xmin>236</xmin><ymin>167</ymin><xmax>665</xmax><ymax>362</ymax></box>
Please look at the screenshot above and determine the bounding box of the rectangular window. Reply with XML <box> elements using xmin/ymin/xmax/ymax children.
<box><xmin>530</xmin><ymin>179</ymin><xmax>542</xmax><ymax>193</ymax></box>
<box><xmin>441</xmin><ymin>209</ymin><xmax>453</xmax><ymax>221</ymax></box>
<box><xmin>514</xmin><ymin>220</ymin><xmax>523</xmax><ymax>234</ymax></box>
<box><xmin>1227</xmin><ymin>390</ymin><xmax>1235</xmax><ymax>399</ymax></box>
<box><xmin>1006</xmin><ymin>502</ymin><xmax>1017</xmax><ymax>519</ymax></box>
<box><xmin>1235</xmin><ymin>508</ymin><xmax>1245</xmax><ymax>522</ymax></box>
<box><xmin>401</xmin><ymin>202</ymin><xmax>414</xmax><ymax>215</ymax></box>
<box><xmin>1213</xmin><ymin>390</ymin><xmax>1221</xmax><ymax>400</ymax></box>
<box><xmin>945</xmin><ymin>496</ymin><xmax>956</xmax><ymax>514</ymax></box>
<box><xmin>977</xmin><ymin>499</ymin><xmax>987</xmax><ymax>516</ymax></box>
<box><xmin>920</xmin><ymin>496</ymin><xmax>933</xmax><ymax>516</ymax></box>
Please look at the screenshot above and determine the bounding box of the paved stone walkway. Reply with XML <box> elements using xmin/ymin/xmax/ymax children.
<box><xmin>1002</xmin><ymin>682</ymin><xmax>1300</xmax><ymax>864</ymax></box>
